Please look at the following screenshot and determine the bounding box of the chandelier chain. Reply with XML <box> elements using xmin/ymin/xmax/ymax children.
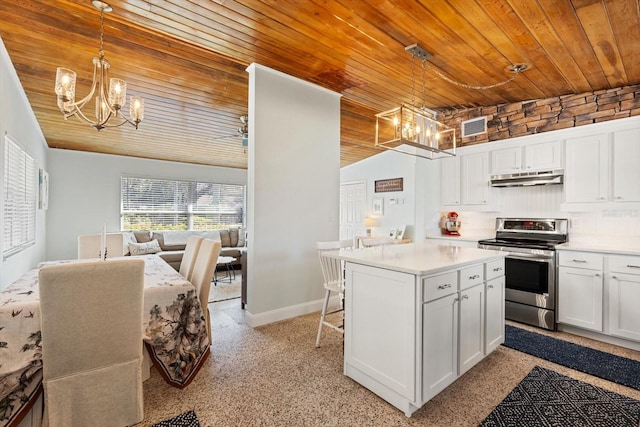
<box><xmin>421</xmin><ymin>59</ymin><xmax>427</xmax><ymax>109</ymax></box>
<box><xmin>423</xmin><ymin>62</ymin><xmax>520</xmax><ymax>90</ymax></box>
<box><xmin>410</xmin><ymin>55</ymin><xmax>416</xmax><ymax>107</ymax></box>
<box><xmin>99</xmin><ymin>7</ymin><xmax>105</xmax><ymax>57</ymax></box>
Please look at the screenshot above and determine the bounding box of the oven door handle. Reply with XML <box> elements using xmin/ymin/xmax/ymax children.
<box><xmin>507</xmin><ymin>254</ymin><xmax>552</xmax><ymax>262</ymax></box>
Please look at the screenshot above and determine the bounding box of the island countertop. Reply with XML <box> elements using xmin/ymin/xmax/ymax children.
<box><xmin>326</xmin><ymin>242</ymin><xmax>505</xmax><ymax>276</ymax></box>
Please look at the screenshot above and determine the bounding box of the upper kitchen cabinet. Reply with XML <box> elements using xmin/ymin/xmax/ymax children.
<box><xmin>441</xmin><ymin>152</ymin><xmax>496</xmax><ymax>210</ymax></box>
<box><xmin>563</xmin><ymin>126</ymin><xmax>640</xmax><ymax>209</ymax></box>
<box><xmin>491</xmin><ymin>140</ymin><xmax>563</xmax><ymax>175</ymax></box>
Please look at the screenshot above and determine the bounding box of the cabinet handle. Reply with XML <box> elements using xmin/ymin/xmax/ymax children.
<box><xmin>572</xmin><ymin>259</ymin><xmax>587</xmax><ymax>263</ymax></box>
<box><xmin>626</xmin><ymin>265</ymin><xmax>640</xmax><ymax>269</ymax></box>
<box><xmin>468</xmin><ymin>274</ymin><xmax>480</xmax><ymax>280</ymax></box>
<box><xmin>488</xmin><ymin>284</ymin><xmax>494</xmax><ymax>289</ymax></box>
<box><xmin>615</xmin><ymin>196</ymin><xmax>623</xmax><ymax>200</ymax></box>
<box><xmin>612</xmin><ymin>275</ymin><xmax>617</xmax><ymax>279</ymax></box>
<box><xmin>598</xmin><ymin>197</ymin><xmax>606</xmax><ymax>200</ymax></box>
<box><xmin>438</xmin><ymin>284</ymin><xmax>452</xmax><ymax>290</ymax></box>
<box><xmin>462</xmin><ymin>294</ymin><xmax>469</xmax><ymax>299</ymax></box>
<box><xmin>594</xmin><ymin>273</ymin><xmax>601</xmax><ymax>277</ymax></box>
<box><xmin>492</xmin><ymin>267</ymin><xmax>503</xmax><ymax>272</ymax></box>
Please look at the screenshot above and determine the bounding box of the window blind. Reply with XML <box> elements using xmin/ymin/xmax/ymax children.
<box><xmin>121</xmin><ymin>176</ymin><xmax>245</xmax><ymax>231</ymax></box>
<box><xmin>3</xmin><ymin>135</ymin><xmax>36</xmax><ymax>259</ymax></box>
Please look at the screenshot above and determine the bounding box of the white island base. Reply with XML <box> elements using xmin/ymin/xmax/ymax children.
<box><xmin>332</xmin><ymin>243</ymin><xmax>505</xmax><ymax>417</ymax></box>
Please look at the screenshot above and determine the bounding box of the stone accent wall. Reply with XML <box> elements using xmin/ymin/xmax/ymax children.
<box><xmin>439</xmin><ymin>84</ymin><xmax>640</xmax><ymax>147</ymax></box>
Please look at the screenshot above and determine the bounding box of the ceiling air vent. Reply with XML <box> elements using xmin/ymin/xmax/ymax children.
<box><xmin>461</xmin><ymin>116</ymin><xmax>487</xmax><ymax>137</ymax></box>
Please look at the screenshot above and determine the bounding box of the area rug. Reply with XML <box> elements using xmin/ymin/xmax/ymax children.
<box><xmin>503</xmin><ymin>324</ymin><xmax>640</xmax><ymax>391</ymax></box>
<box><xmin>151</xmin><ymin>409</ymin><xmax>200</xmax><ymax>427</ymax></box>
<box><xmin>479</xmin><ymin>366</ymin><xmax>640</xmax><ymax>427</ymax></box>
<box><xmin>209</xmin><ymin>280</ymin><xmax>241</xmax><ymax>303</ymax></box>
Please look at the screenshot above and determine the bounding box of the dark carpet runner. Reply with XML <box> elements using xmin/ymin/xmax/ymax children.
<box><xmin>503</xmin><ymin>324</ymin><xmax>640</xmax><ymax>391</ymax></box>
<box><xmin>151</xmin><ymin>410</ymin><xmax>201</xmax><ymax>427</ymax></box>
<box><xmin>480</xmin><ymin>366</ymin><xmax>640</xmax><ymax>427</ymax></box>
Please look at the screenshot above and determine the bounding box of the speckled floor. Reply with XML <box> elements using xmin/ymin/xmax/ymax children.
<box><xmin>136</xmin><ymin>301</ymin><xmax>640</xmax><ymax>426</ymax></box>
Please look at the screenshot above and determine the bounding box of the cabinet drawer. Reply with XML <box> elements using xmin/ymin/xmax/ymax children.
<box><xmin>609</xmin><ymin>255</ymin><xmax>640</xmax><ymax>275</ymax></box>
<box><xmin>485</xmin><ymin>259</ymin><xmax>505</xmax><ymax>281</ymax></box>
<box><xmin>459</xmin><ymin>264</ymin><xmax>484</xmax><ymax>290</ymax></box>
<box><xmin>558</xmin><ymin>251</ymin><xmax>603</xmax><ymax>270</ymax></box>
<box><xmin>423</xmin><ymin>271</ymin><xmax>458</xmax><ymax>302</ymax></box>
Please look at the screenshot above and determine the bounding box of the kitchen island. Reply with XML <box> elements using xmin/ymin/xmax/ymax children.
<box><xmin>327</xmin><ymin>242</ymin><xmax>505</xmax><ymax>417</ymax></box>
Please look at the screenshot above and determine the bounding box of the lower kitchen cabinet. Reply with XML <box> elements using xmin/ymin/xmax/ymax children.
<box><xmin>608</xmin><ymin>255</ymin><xmax>640</xmax><ymax>341</ymax></box>
<box><xmin>458</xmin><ymin>282</ymin><xmax>485</xmax><ymax>375</ymax></box>
<box><xmin>557</xmin><ymin>265</ymin><xmax>603</xmax><ymax>331</ymax></box>
<box><xmin>485</xmin><ymin>275</ymin><xmax>505</xmax><ymax>354</ymax></box>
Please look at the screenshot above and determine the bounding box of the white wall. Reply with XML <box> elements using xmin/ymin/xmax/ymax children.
<box><xmin>0</xmin><ymin>37</ymin><xmax>48</xmax><ymax>289</ymax></box>
<box><xmin>341</xmin><ymin>149</ymin><xmax>420</xmax><ymax>240</ymax></box>
<box><xmin>46</xmin><ymin>149</ymin><xmax>247</xmax><ymax>261</ymax></box>
<box><xmin>246</xmin><ymin>63</ymin><xmax>341</xmax><ymax>324</ymax></box>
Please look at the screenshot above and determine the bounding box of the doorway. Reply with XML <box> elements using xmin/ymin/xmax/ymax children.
<box><xmin>339</xmin><ymin>181</ymin><xmax>366</xmax><ymax>240</ymax></box>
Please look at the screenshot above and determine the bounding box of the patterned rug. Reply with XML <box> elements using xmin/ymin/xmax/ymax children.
<box><xmin>479</xmin><ymin>366</ymin><xmax>640</xmax><ymax>426</ymax></box>
<box><xmin>503</xmin><ymin>324</ymin><xmax>640</xmax><ymax>390</ymax></box>
<box><xmin>151</xmin><ymin>410</ymin><xmax>200</xmax><ymax>427</ymax></box>
<box><xmin>209</xmin><ymin>273</ymin><xmax>241</xmax><ymax>303</ymax></box>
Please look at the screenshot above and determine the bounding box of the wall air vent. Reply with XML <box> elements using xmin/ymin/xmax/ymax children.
<box><xmin>461</xmin><ymin>116</ymin><xmax>487</xmax><ymax>137</ymax></box>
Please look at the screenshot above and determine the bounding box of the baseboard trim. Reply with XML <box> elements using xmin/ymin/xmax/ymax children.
<box><xmin>244</xmin><ymin>295</ymin><xmax>340</xmax><ymax>328</ymax></box>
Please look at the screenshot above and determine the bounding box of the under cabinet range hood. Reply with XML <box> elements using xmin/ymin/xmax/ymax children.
<box><xmin>490</xmin><ymin>169</ymin><xmax>564</xmax><ymax>187</ymax></box>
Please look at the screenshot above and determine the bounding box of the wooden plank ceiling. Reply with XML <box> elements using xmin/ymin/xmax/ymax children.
<box><xmin>0</xmin><ymin>0</ymin><xmax>638</xmax><ymax>169</ymax></box>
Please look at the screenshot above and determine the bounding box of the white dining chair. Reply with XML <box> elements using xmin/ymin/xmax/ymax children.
<box><xmin>179</xmin><ymin>235</ymin><xmax>204</xmax><ymax>281</ymax></box>
<box><xmin>38</xmin><ymin>258</ymin><xmax>145</xmax><ymax>427</ymax></box>
<box><xmin>77</xmin><ymin>233</ymin><xmax>125</xmax><ymax>259</ymax></box>
<box><xmin>315</xmin><ymin>239</ymin><xmax>353</xmax><ymax>348</ymax></box>
<box><xmin>190</xmin><ymin>238</ymin><xmax>222</xmax><ymax>344</ymax></box>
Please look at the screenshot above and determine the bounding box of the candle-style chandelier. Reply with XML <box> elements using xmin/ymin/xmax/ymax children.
<box><xmin>54</xmin><ymin>1</ymin><xmax>144</xmax><ymax>131</ymax></box>
<box><xmin>375</xmin><ymin>44</ymin><xmax>456</xmax><ymax>160</ymax></box>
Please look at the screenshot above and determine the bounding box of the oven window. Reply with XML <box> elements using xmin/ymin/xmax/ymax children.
<box><xmin>505</xmin><ymin>257</ymin><xmax>549</xmax><ymax>294</ymax></box>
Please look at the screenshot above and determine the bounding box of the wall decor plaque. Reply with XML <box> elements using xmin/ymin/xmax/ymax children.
<box><xmin>375</xmin><ymin>178</ymin><xmax>403</xmax><ymax>193</ymax></box>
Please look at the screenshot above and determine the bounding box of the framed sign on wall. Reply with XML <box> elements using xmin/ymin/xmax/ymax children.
<box><xmin>375</xmin><ymin>178</ymin><xmax>403</xmax><ymax>193</ymax></box>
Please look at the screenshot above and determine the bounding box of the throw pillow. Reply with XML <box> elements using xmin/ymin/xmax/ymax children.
<box><xmin>229</xmin><ymin>228</ymin><xmax>239</xmax><ymax>247</ymax></box>
<box><xmin>122</xmin><ymin>231</ymin><xmax>137</xmax><ymax>255</ymax></box>
<box><xmin>237</xmin><ymin>228</ymin><xmax>246</xmax><ymax>247</ymax></box>
<box><xmin>129</xmin><ymin>239</ymin><xmax>161</xmax><ymax>256</ymax></box>
<box><xmin>133</xmin><ymin>230</ymin><xmax>152</xmax><ymax>243</ymax></box>
<box><xmin>219</xmin><ymin>229</ymin><xmax>231</xmax><ymax>247</ymax></box>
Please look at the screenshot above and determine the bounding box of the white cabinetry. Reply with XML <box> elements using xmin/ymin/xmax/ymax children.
<box><xmin>484</xmin><ymin>259</ymin><xmax>505</xmax><ymax>354</ymax></box>
<box><xmin>557</xmin><ymin>251</ymin><xmax>603</xmax><ymax>331</ymax></box>
<box><xmin>441</xmin><ymin>152</ymin><xmax>491</xmax><ymax>208</ymax></box>
<box><xmin>608</xmin><ymin>255</ymin><xmax>640</xmax><ymax>341</ymax></box>
<box><xmin>565</xmin><ymin>134</ymin><xmax>609</xmax><ymax>204</ymax></box>
<box><xmin>612</xmin><ymin>128</ymin><xmax>640</xmax><ymax>202</ymax></box>
<box><xmin>491</xmin><ymin>140</ymin><xmax>562</xmax><ymax>174</ymax></box>
<box><xmin>564</xmin><ymin>127</ymin><xmax>640</xmax><ymax>208</ymax></box>
<box><xmin>345</xmin><ymin>254</ymin><xmax>504</xmax><ymax>416</ymax></box>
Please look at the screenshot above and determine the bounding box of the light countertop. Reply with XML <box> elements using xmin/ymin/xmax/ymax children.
<box><xmin>326</xmin><ymin>242</ymin><xmax>504</xmax><ymax>276</ymax></box>
<box><xmin>426</xmin><ymin>232</ymin><xmax>495</xmax><ymax>243</ymax></box>
<box><xmin>557</xmin><ymin>240</ymin><xmax>640</xmax><ymax>256</ymax></box>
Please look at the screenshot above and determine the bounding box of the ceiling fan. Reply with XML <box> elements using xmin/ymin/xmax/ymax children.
<box><xmin>211</xmin><ymin>115</ymin><xmax>249</xmax><ymax>146</ymax></box>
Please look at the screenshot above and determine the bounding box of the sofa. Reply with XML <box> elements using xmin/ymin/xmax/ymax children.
<box><xmin>123</xmin><ymin>229</ymin><xmax>246</xmax><ymax>271</ymax></box>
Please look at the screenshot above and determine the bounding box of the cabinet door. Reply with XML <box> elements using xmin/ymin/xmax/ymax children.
<box><xmin>558</xmin><ymin>266</ymin><xmax>603</xmax><ymax>331</ymax></box>
<box><xmin>609</xmin><ymin>272</ymin><xmax>640</xmax><ymax>341</ymax></box>
<box><xmin>458</xmin><ymin>283</ymin><xmax>485</xmax><ymax>375</ymax></box>
<box><xmin>441</xmin><ymin>156</ymin><xmax>460</xmax><ymax>206</ymax></box>
<box><xmin>565</xmin><ymin>135</ymin><xmax>608</xmax><ymax>203</ymax></box>
<box><xmin>485</xmin><ymin>276</ymin><xmax>505</xmax><ymax>354</ymax></box>
<box><xmin>491</xmin><ymin>147</ymin><xmax>522</xmax><ymax>174</ymax></box>
<box><xmin>461</xmin><ymin>153</ymin><xmax>489</xmax><ymax>205</ymax></box>
<box><xmin>612</xmin><ymin>128</ymin><xmax>640</xmax><ymax>202</ymax></box>
<box><xmin>524</xmin><ymin>141</ymin><xmax>562</xmax><ymax>171</ymax></box>
<box><xmin>422</xmin><ymin>293</ymin><xmax>458</xmax><ymax>401</ymax></box>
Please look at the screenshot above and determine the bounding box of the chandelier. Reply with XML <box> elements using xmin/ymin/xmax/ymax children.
<box><xmin>375</xmin><ymin>44</ymin><xmax>456</xmax><ymax>160</ymax></box>
<box><xmin>54</xmin><ymin>1</ymin><xmax>144</xmax><ymax>131</ymax></box>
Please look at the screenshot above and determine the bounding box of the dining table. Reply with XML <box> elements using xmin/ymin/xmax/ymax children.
<box><xmin>0</xmin><ymin>254</ymin><xmax>211</xmax><ymax>426</ymax></box>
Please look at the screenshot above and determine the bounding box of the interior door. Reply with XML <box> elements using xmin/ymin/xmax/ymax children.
<box><xmin>340</xmin><ymin>181</ymin><xmax>366</xmax><ymax>240</ymax></box>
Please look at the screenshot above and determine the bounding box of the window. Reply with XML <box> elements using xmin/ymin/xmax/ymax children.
<box><xmin>121</xmin><ymin>176</ymin><xmax>245</xmax><ymax>231</ymax></box>
<box><xmin>3</xmin><ymin>135</ymin><xmax>36</xmax><ymax>259</ymax></box>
